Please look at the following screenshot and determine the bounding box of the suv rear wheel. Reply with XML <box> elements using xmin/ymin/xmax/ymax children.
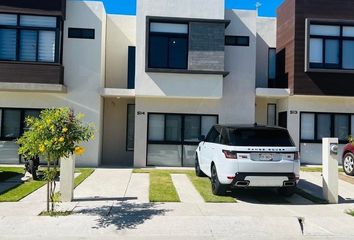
<box><xmin>211</xmin><ymin>164</ymin><xmax>227</xmax><ymax>196</ymax></box>
<box><xmin>343</xmin><ymin>152</ymin><xmax>354</xmax><ymax>176</ymax></box>
<box><xmin>195</xmin><ymin>155</ymin><xmax>206</xmax><ymax>177</ymax></box>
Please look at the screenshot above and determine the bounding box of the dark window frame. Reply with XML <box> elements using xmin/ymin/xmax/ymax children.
<box><xmin>146</xmin><ymin>112</ymin><xmax>219</xmax><ymax>166</ymax></box>
<box><xmin>268</xmin><ymin>48</ymin><xmax>276</xmax><ymax>86</ymax></box>
<box><xmin>0</xmin><ymin>107</ymin><xmax>42</xmax><ymax>141</ymax></box>
<box><xmin>0</xmin><ymin>13</ymin><xmax>62</xmax><ymax>64</ymax></box>
<box><xmin>300</xmin><ymin>111</ymin><xmax>352</xmax><ymax>144</ymax></box>
<box><xmin>126</xmin><ymin>104</ymin><xmax>135</xmax><ymax>152</ymax></box>
<box><xmin>68</xmin><ymin>28</ymin><xmax>95</xmax><ymax>39</ymax></box>
<box><xmin>225</xmin><ymin>35</ymin><xmax>250</xmax><ymax>46</ymax></box>
<box><xmin>308</xmin><ymin>22</ymin><xmax>354</xmax><ymax>70</ymax></box>
<box><xmin>127</xmin><ymin>46</ymin><xmax>136</xmax><ymax>89</ymax></box>
<box><xmin>147</xmin><ymin>20</ymin><xmax>189</xmax><ymax>70</ymax></box>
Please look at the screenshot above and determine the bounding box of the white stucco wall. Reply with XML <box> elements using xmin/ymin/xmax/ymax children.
<box><xmin>222</xmin><ymin>10</ymin><xmax>257</xmax><ymax>124</ymax></box>
<box><xmin>105</xmin><ymin>14</ymin><xmax>136</xmax><ymax>88</ymax></box>
<box><xmin>102</xmin><ymin>98</ymin><xmax>135</xmax><ymax>166</ymax></box>
<box><xmin>0</xmin><ymin>1</ymin><xmax>106</xmax><ymax>167</ymax></box>
<box><xmin>133</xmin><ymin>9</ymin><xmax>259</xmax><ymax>166</ymax></box>
<box><xmin>135</xmin><ymin>0</ymin><xmax>225</xmax><ymax>99</ymax></box>
<box><xmin>256</xmin><ymin>17</ymin><xmax>276</xmax><ymax>88</ymax></box>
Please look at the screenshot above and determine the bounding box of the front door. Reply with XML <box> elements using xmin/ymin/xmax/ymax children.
<box><xmin>278</xmin><ymin>112</ymin><xmax>287</xmax><ymax>128</ymax></box>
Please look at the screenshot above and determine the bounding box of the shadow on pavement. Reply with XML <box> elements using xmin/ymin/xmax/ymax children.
<box><xmin>229</xmin><ymin>188</ymin><xmax>294</xmax><ymax>205</ymax></box>
<box><xmin>74</xmin><ymin>197</ymin><xmax>137</xmax><ymax>202</ymax></box>
<box><xmin>298</xmin><ymin>179</ymin><xmax>354</xmax><ymax>204</ymax></box>
<box><xmin>226</xmin><ymin>177</ymin><xmax>354</xmax><ymax>205</ymax></box>
<box><xmin>74</xmin><ymin>202</ymin><xmax>169</xmax><ymax>230</ymax></box>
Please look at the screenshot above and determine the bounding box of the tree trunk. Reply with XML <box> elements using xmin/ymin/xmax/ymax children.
<box><xmin>46</xmin><ymin>160</ymin><xmax>50</xmax><ymax>212</ymax></box>
<box><xmin>51</xmin><ymin>160</ymin><xmax>57</xmax><ymax>212</ymax></box>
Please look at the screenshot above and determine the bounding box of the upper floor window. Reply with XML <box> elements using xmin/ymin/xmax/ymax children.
<box><xmin>308</xmin><ymin>23</ymin><xmax>354</xmax><ymax>70</ymax></box>
<box><xmin>0</xmin><ymin>14</ymin><xmax>60</xmax><ymax>63</ymax></box>
<box><xmin>225</xmin><ymin>36</ymin><xmax>249</xmax><ymax>46</ymax></box>
<box><xmin>148</xmin><ymin>22</ymin><xmax>188</xmax><ymax>69</ymax></box>
<box><xmin>268</xmin><ymin>48</ymin><xmax>276</xmax><ymax>79</ymax></box>
<box><xmin>68</xmin><ymin>28</ymin><xmax>95</xmax><ymax>39</ymax></box>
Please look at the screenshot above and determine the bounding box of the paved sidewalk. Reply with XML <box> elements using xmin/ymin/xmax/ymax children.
<box><xmin>74</xmin><ymin>168</ymin><xmax>132</xmax><ymax>200</ymax></box>
<box><xmin>1</xmin><ymin>202</ymin><xmax>354</xmax><ymax>239</ymax></box>
<box><xmin>2</xmin><ymin>168</ymin><xmax>354</xmax><ymax>239</ymax></box>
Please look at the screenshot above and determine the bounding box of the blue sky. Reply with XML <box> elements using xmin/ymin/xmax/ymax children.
<box><xmin>87</xmin><ymin>0</ymin><xmax>284</xmax><ymax>17</ymax></box>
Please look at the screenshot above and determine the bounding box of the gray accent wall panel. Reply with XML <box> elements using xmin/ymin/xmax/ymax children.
<box><xmin>188</xmin><ymin>22</ymin><xmax>225</xmax><ymax>71</ymax></box>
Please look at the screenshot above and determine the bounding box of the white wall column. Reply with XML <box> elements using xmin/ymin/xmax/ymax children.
<box><xmin>322</xmin><ymin>138</ymin><xmax>339</xmax><ymax>204</ymax></box>
<box><xmin>60</xmin><ymin>155</ymin><xmax>75</xmax><ymax>202</ymax></box>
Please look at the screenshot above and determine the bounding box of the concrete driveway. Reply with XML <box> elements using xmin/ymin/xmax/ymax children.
<box><xmin>1</xmin><ymin>168</ymin><xmax>354</xmax><ymax>239</ymax></box>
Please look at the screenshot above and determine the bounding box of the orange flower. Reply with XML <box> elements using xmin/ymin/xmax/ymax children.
<box><xmin>74</xmin><ymin>146</ymin><xmax>85</xmax><ymax>156</ymax></box>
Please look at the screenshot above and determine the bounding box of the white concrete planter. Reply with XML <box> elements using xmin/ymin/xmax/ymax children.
<box><xmin>60</xmin><ymin>155</ymin><xmax>75</xmax><ymax>202</ymax></box>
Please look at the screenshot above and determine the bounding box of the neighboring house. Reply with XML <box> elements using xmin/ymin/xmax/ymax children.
<box><xmin>0</xmin><ymin>0</ymin><xmax>352</xmax><ymax>167</ymax></box>
<box><xmin>256</xmin><ymin>0</ymin><xmax>354</xmax><ymax>164</ymax></box>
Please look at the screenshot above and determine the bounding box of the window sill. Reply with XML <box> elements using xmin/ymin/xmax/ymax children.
<box><xmin>305</xmin><ymin>67</ymin><xmax>354</xmax><ymax>74</ymax></box>
<box><xmin>146</xmin><ymin>68</ymin><xmax>229</xmax><ymax>77</ymax></box>
<box><xmin>300</xmin><ymin>140</ymin><xmax>347</xmax><ymax>144</ymax></box>
<box><xmin>0</xmin><ymin>60</ymin><xmax>62</xmax><ymax>66</ymax></box>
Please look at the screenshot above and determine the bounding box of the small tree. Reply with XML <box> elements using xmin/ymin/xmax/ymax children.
<box><xmin>17</xmin><ymin>108</ymin><xmax>94</xmax><ymax>212</ymax></box>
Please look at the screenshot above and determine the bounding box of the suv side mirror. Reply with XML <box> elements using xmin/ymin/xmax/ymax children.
<box><xmin>198</xmin><ymin>135</ymin><xmax>206</xmax><ymax>142</ymax></box>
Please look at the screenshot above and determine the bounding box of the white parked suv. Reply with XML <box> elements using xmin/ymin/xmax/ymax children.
<box><xmin>195</xmin><ymin>124</ymin><xmax>300</xmax><ymax>196</ymax></box>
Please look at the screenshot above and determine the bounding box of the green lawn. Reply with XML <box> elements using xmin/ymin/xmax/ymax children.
<box><xmin>0</xmin><ymin>179</ymin><xmax>46</xmax><ymax>202</ymax></box>
<box><xmin>346</xmin><ymin>209</ymin><xmax>354</xmax><ymax>217</ymax></box>
<box><xmin>186</xmin><ymin>172</ymin><xmax>235</xmax><ymax>203</ymax></box>
<box><xmin>74</xmin><ymin>168</ymin><xmax>94</xmax><ymax>188</ymax></box>
<box><xmin>0</xmin><ymin>167</ymin><xmax>94</xmax><ymax>202</ymax></box>
<box><xmin>134</xmin><ymin>169</ymin><xmax>180</xmax><ymax>202</ymax></box>
<box><xmin>0</xmin><ymin>167</ymin><xmax>24</xmax><ymax>182</ymax></box>
<box><xmin>301</xmin><ymin>166</ymin><xmax>344</xmax><ymax>173</ymax></box>
<box><xmin>133</xmin><ymin>169</ymin><xmax>235</xmax><ymax>203</ymax></box>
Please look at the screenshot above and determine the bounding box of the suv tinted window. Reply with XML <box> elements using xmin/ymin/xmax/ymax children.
<box><xmin>206</xmin><ymin>127</ymin><xmax>220</xmax><ymax>143</ymax></box>
<box><xmin>229</xmin><ymin>128</ymin><xmax>294</xmax><ymax>147</ymax></box>
<box><xmin>220</xmin><ymin>127</ymin><xmax>228</xmax><ymax>145</ymax></box>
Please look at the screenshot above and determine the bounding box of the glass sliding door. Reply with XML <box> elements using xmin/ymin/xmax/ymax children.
<box><xmin>147</xmin><ymin>113</ymin><xmax>217</xmax><ymax>167</ymax></box>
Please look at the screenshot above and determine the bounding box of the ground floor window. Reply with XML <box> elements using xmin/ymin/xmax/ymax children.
<box><xmin>147</xmin><ymin>113</ymin><xmax>218</xmax><ymax>167</ymax></box>
<box><xmin>300</xmin><ymin>112</ymin><xmax>352</xmax><ymax>143</ymax></box>
<box><xmin>0</xmin><ymin>108</ymin><xmax>41</xmax><ymax>140</ymax></box>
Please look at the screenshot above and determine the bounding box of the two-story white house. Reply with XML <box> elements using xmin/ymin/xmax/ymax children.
<box><xmin>1</xmin><ymin>0</ymin><xmax>352</xmax><ymax>167</ymax></box>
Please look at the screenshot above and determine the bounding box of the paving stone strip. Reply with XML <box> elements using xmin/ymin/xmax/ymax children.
<box><xmin>171</xmin><ymin>174</ymin><xmax>204</xmax><ymax>203</ymax></box>
<box><xmin>124</xmin><ymin>173</ymin><xmax>149</xmax><ymax>203</ymax></box>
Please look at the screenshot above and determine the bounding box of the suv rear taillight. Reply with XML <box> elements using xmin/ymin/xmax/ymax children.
<box><xmin>294</xmin><ymin>152</ymin><xmax>300</xmax><ymax>160</ymax></box>
<box><xmin>222</xmin><ymin>150</ymin><xmax>237</xmax><ymax>159</ymax></box>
